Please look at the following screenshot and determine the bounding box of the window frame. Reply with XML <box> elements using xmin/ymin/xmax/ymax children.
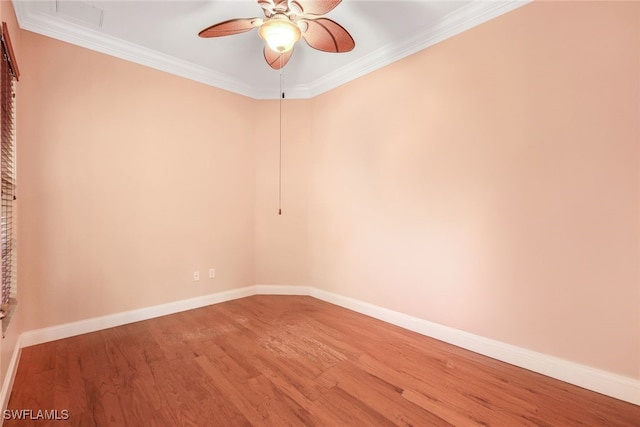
<box><xmin>1</xmin><ymin>21</ymin><xmax>19</xmax><ymax>335</ymax></box>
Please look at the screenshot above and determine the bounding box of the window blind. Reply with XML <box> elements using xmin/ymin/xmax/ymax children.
<box><xmin>1</xmin><ymin>22</ymin><xmax>18</xmax><ymax>328</ymax></box>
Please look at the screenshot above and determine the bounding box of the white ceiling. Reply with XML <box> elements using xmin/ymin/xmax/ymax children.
<box><xmin>12</xmin><ymin>0</ymin><xmax>529</xmax><ymax>99</ymax></box>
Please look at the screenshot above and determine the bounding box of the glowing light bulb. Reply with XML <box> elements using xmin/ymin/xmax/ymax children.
<box><xmin>258</xmin><ymin>15</ymin><xmax>301</xmax><ymax>53</ymax></box>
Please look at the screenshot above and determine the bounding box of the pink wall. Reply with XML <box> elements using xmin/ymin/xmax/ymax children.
<box><xmin>294</xmin><ymin>1</ymin><xmax>639</xmax><ymax>378</ymax></box>
<box><xmin>6</xmin><ymin>0</ymin><xmax>639</xmax><ymax>390</ymax></box>
<box><xmin>255</xmin><ymin>99</ymin><xmax>313</xmax><ymax>285</ymax></box>
<box><xmin>17</xmin><ymin>32</ymin><xmax>256</xmax><ymax>332</ymax></box>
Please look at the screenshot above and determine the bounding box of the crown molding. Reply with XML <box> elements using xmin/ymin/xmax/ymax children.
<box><xmin>12</xmin><ymin>0</ymin><xmax>259</xmax><ymax>98</ymax></box>
<box><xmin>13</xmin><ymin>0</ymin><xmax>530</xmax><ymax>100</ymax></box>
<box><xmin>306</xmin><ymin>0</ymin><xmax>531</xmax><ymax>98</ymax></box>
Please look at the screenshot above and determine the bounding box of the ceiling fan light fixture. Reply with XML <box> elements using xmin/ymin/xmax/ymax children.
<box><xmin>258</xmin><ymin>14</ymin><xmax>301</xmax><ymax>53</ymax></box>
<box><xmin>199</xmin><ymin>0</ymin><xmax>353</xmax><ymax>70</ymax></box>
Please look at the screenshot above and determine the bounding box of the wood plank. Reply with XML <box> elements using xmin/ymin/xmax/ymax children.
<box><xmin>320</xmin><ymin>360</ymin><xmax>455</xmax><ymax>426</ymax></box>
<box><xmin>5</xmin><ymin>295</ymin><xmax>640</xmax><ymax>426</ymax></box>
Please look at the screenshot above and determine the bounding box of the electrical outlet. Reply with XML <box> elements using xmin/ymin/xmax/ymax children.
<box><xmin>209</xmin><ymin>268</ymin><xmax>216</xmax><ymax>279</ymax></box>
<box><xmin>193</xmin><ymin>271</ymin><xmax>200</xmax><ymax>281</ymax></box>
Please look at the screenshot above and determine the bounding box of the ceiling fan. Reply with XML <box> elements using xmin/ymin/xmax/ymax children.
<box><xmin>198</xmin><ymin>0</ymin><xmax>355</xmax><ymax>70</ymax></box>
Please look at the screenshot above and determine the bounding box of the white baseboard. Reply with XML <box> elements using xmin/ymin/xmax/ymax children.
<box><xmin>20</xmin><ymin>286</ymin><xmax>255</xmax><ymax>348</ymax></box>
<box><xmin>0</xmin><ymin>334</ymin><xmax>22</xmax><ymax>422</ymax></box>
<box><xmin>4</xmin><ymin>285</ymin><xmax>638</xmax><ymax>408</ymax></box>
<box><xmin>308</xmin><ymin>287</ymin><xmax>640</xmax><ymax>406</ymax></box>
<box><xmin>253</xmin><ymin>284</ymin><xmax>311</xmax><ymax>296</ymax></box>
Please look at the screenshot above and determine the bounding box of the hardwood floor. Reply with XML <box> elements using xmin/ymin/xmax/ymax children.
<box><xmin>5</xmin><ymin>295</ymin><xmax>640</xmax><ymax>426</ymax></box>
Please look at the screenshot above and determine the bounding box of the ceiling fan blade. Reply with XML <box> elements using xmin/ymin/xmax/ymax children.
<box><xmin>258</xmin><ymin>0</ymin><xmax>275</xmax><ymax>8</ymax></box>
<box><xmin>264</xmin><ymin>46</ymin><xmax>294</xmax><ymax>70</ymax></box>
<box><xmin>301</xmin><ymin>18</ymin><xmax>354</xmax><ymax>53</ymax></box>
<box><xmin>293</xmin><ymin>0</ymin><xmax>341</xmax><ymax>16</ymax></box>
<box><xmin>258</xmin><ymin>0</ymin><xmax>275</xmax><ymax>16</ymax></box>
<box><xmin>198</xmin><ymin>18</ymin><xmax>260</xmax><ymax>38</ymax></box>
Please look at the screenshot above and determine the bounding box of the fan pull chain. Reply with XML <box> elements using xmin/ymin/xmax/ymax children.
<box><xmin>278</xmin><ymin>55</ymin><xmax>283</xmax><ymax>216</ymax></box>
